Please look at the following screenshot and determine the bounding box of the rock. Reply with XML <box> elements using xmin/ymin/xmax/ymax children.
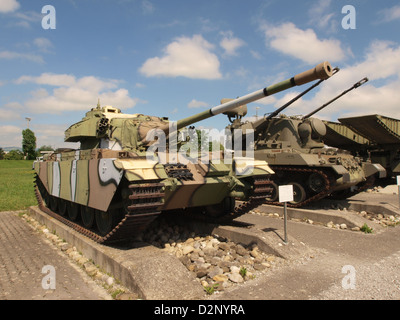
<box><xmin>193</xmin><ymin>241</ymin><xmax>201</xmax><ymax>249</ymax></box>
<box><xmin>351</xmin><ymin>227</ymin><xmax>360</xmax><ymax>231</ymax></box>
<box><xmin>266</xmin><ymin>256</ymin><xmax>275</xmax><ymax>262</ymax></box>
<box><xmin>201</xmin><ymin>280</ymin><xmax>209</xmax><ymax>287</ymax></box>
<box><xmin>229</xmin><ymin>272</ymin><xmax>244</xmax><ymax>283</ymax></box>
<box><xmin>254</xmin><ymin>263</ymin><xmax>266</xmax><ymax>271</ymax></box>
<box><xmin>230</xmin><ymin>266</ymin><xmax>240</xmax><ymax>274</ymax></box>
<box><xmin>196</xmin><ymin>269</ymin><xmax>208</xmax><ymax>278</ymax></box>
<box><xmin>250</xmin><ymin>249</ymin><xmax>260</xmax><ymax>259</ymax></box>
<box><xmin>210</xmin><ymin>256</ymin><xmax>221</xmax><ymax>265</ymax></box>
<box><xmin>203</xmin><ymin>247</ymin><xmax>217</xmax><ymax>257</ymax></box>
<box><xmin>182</xmin><ymin>245</ymin><xmax>194</xmax><ymax>255</ymax></box>
<box><xmin>175</xmin><ymin>250</ymin><xmax>183</xmax><ymax>258</ymax></box>
<box><xmin>106</xmin><ymin>277</ymin><xmax>114</xmax><ymax>286</ymax></box>
<box><xmin>340</xmin><ymin>223</ymin><xmax>347</xmax><ymax>229</ymax></box>
<box><xmin>60</xmin><ymin>243</ymin><xmax>72</xmax><ymax>251</ymax></box>
<box><xmin>179</xmin><ymin>255</ymin><xmax>191</xmax><ymax>267</ymax></box>
<box><xmin>84</xmin><ymin>263</ymin><xmax>98</xmax><ymax>277</ymax></box>
<box><xmin>235</xmin><ymin>245</ymin><xmax>248</xmax><ymax>256</ymax></box>
<box><xmin>219</xmin><ymin>242</ymin><xmax>230</xmax><ymax>251</ymax></box>
<box><xmin>213</xmin><ymin>274</ymin><xmax>228</xmax><ymax>282</ymax></box>
<box><xmin>208</xmin><ymin>267</ymin><xmax>223</xmax><ymax>278</ymax></box>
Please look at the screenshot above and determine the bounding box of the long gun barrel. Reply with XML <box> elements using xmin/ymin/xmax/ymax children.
<box><xmin>265</xmin><ymin>67</ymin><xmax>339</xmax><ymax>120</ymax></box>
<box><xmin>175</xmin><ymin>61</ymin><xmax>333</xmax><ymax>130</ymax></box>
<box><xmin>302</xmin><ymin>77</ymin><xmax>369</xmax><ymax>120</ymax></box>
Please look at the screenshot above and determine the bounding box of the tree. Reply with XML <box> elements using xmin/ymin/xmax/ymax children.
<box><xmin>4</xmin><ymin>150</ymin><xmax>24</xmax><ymax>160</ymax></box>
<box><xmin>22</xmin><ymin>129</ymin><xmax>37</xmax><ymax>160</ymax></box>
<box><xmin>0</xmin><ymin>148</ymin><xmax>4</xmax><ymax>160</ymax></box>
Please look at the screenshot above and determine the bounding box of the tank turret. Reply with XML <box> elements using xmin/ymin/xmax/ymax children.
<box><xmin>33</xmin><ymin>62</ymin><xmax>334</xmax><ymax>242</ymax></box>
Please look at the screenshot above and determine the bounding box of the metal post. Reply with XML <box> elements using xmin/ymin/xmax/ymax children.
<box><xmin>398</xmin><ymin>186</ymin><xmax>400</xmax><ymax>210</ymax></box>
<box><xmin>397</xmin><ymin>176</ymin><xmax>400</xmax><ymax>209</ymax></box>
<box><xmin>284</xmin><ymin>202</ymin><xmax>288</xmax><ymax>244</ymax></box>
<box><xmin>279</xmin><ymin>185</ymin><xmax>292</xmax><ymax>245</ymax></box>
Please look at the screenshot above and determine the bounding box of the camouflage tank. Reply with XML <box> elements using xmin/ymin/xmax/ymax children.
<box><xmin>224</xmin><ymin>76</ymin><xmax>385</xmax><ymax>206</ymax></box>
<box><xmin>324</xmin><ymin>115</ymin><xmax>400</xmax><ymax>178</ymax></box>
<box><xmin>33</xmin><ymin>61</ymin><xmax>333</xmax><ymax>243</ymax></box>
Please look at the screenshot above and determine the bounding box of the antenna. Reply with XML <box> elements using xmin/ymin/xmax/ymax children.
<box><xmin>25</xmin><ymin>117</ymin><xmax>31</xmax><ymax>129</ymax></box>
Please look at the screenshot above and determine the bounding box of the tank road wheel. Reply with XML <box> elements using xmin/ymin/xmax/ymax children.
<box><xmin>265</xmin><ymin>182</ymin><xmax>279</xmax><ymax>202</ymax></box>
<box><xmin>67</xmin><ymin>202</ymin><xmax>80</xmax><ymax>221</ymax></box>
<box><xmin>288</xmin><ymin>182</ymin><xmax>307</xmax><ymax>205</ymax></box>
<box><xmin>307</xmin><ymin>173</ymin><xmax>326</xmax><ymax>193</ymax></box>
<box><xmin>81</xmin><ymin>206</ymin><xmax>95</xmax><ymax>228</ymax></box>
<box><xmin>205</xmin><ymin>197</ymin><xmax>235</xmax><ymax>219</ymax></box>
<box><xmin>95</xmin><ymin>209</ymin><xmax>120</xmax><ymax>237</ymax></box>
<box><xmin>58</xmin><ymin>199</ymin><xmax>67</xmax><ymax>216</ymax></box>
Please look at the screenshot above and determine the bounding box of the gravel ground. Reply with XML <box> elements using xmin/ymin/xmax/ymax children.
<box><xmin>314</xmin><ymin>251</ymin><xmax>400</xmax><ymax>300</ymax></box>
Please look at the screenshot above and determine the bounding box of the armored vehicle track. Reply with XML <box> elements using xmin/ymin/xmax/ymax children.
<box><xmin>34</xmin><ymin>174</ymin><xmax>273</xmax><ymax>244</ymax></box>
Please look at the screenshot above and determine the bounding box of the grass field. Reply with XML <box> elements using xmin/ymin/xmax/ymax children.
<box><xmin>0</xmin><ymin>160</ymin><xmax>37</xmax><ymax>211</ymax></box>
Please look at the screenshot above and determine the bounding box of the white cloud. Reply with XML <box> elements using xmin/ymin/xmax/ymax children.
<box><xmin>0</xmin><ymin>102</ymin><xmax>23</xmax><ymax>120</ymax></box>
<box><xmin>12</xmin><ymin>73</ymin><xmax>137</xmax><ymax>114</ymax></box>
<box><xmin>141</xmin><ymin>0</ymin><xmax>154</xmax><ymax>14</ymax></box>
<box><xmin>308</xmin><ymin>0</ymin><xmax>338</xmax><ymax>32</ymax></box>
<box><xmin>16</xmin><ymin>73</ymin><xmax>76</xmax><ymax>87</ymax></box>
<box><xmin>33</xmin><ymin>38</ymin><xmax>54</xmax><ymax>53</ymax></box>
<box><xmin>378</xmin><ymin>5</ymin><xmax>400</xmax><ymax>23</ymax></box>
<box><xmin>187</xmin><ymin>99</ymin><xmax>209</xmax><ymax>108</ymax></box>
<box><xmin>0</xmin><ymin>0</ymin><xmax>20</xmax><ymax>13</ymax></box>
<box><xmin>12</xmin><ymin>10</ymin><xmax>42</xmax><ymax>28</ymax></box>
<box><xmin>0</xmin><ymin>125</ymin><xmax>22</xmax><ymax>148</ymax></box>
<box><xmin>0</xmin><ymin>51</ymin><xmax>44</xmax><ymax>64</ymax></box>
<box><xmin>275</xmin><ymin>40</ymin><xmax>400</xmax><ymax>120</ymax></box>
<box><xmin>139</xmin><ymin>35</ymin><xmax>222</xmax><ymax>79</ymax></box>
<box><xmin>0</xmin><ymin>125</ymin><xmax>20</xmax><ymax>134</ymax></box>
<box><xmin>263</xmin><ymin>22</ymin><xmax>347</xmax><ymax>64</ymax></box>
<box><xmin>220</xmin><ymin>31</ymin><xmax>245</xmax><ymax>57</ymax></box>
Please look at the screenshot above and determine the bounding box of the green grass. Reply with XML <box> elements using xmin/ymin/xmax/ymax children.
<box><xmin>0</xmin><ymin>160</ymin><xmax>37</xmax><ymax>211</ymax></box>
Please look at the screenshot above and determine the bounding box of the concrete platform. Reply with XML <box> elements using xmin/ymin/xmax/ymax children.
<box><xmin>28</xmin><ymin>206</ymin><xmax>203</xmax><ymax>300</ymax></box>
<box><xmin>26</xmin><ymin>190</ymin><xmax>400</xmax><ymax>300</ymax></box>
<box><xmin>28</xmin><ymin>205</ymin><xmax>314</xmax><ymax>299</ymax></box>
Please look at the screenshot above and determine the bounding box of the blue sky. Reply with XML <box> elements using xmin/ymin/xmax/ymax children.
<box><xmin>1</xmin><ymin>0</ymin><xmax>400</xmax><ymax>148</ymax></box>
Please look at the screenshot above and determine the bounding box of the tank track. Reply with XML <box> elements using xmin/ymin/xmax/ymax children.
<box><xmin>181</xmin><ymin>175</ymin><xmax>275</xmax><ymax>224</ymax></box>
<box><xmin>227</xmin><ymin>175</ymin><xmax>275</xmax><ymax>220</ymax></box>
<box><xmin>34</xmin><ymin>174</ymin><xmax>273</xmax><ymax>243</ymax></box>
<box><xmin>265</xmin><ymin>166</ymin><xmax>332</xmax><ymax>208</ymax></box>
<box><xmin>34</xmin><ymin>175</ymin><xmax>164</xmax><ymax>244</ymax></box>
<box><xmin>328</xmin><ymin>174</ymin><xmax>375</xmax><ymax>200</ymax></box>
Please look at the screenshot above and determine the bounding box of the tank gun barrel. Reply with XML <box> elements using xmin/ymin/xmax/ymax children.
<box><xmin>175</xmin><ymin>61</ymin><xmax>333</xmax><ymax>130</ymax></box>
<box><xmin>265</xmin><ymin>67</ymin><xmax>339</xmax><ymax>120</ymax></box>
<box><xmin>302</xmin><ymin>77</ymin><xmax>369</xmax><ymax>120</ymax></box>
